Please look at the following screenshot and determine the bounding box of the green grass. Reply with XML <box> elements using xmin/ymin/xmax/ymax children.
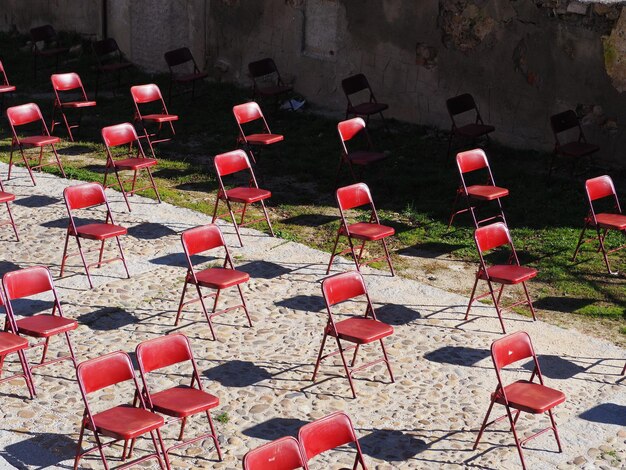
<box><xmin>1</xmin><ymin>32</ymin><xmax>625</xmax><ymax>344</ymax></box>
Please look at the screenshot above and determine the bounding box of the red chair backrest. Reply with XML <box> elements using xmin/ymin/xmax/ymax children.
<box><xmin>298</xmin><ymin>411</ymin><xmax>359</xmax><ymax>461</ymax></box>
<box><xmin>164</xmin><ymin>47</ymin><xmax>194</xmax><ymax>68</ymax></box>
<box><xmin>447</xmin><ymin>93</ymin><xmax>477</xmax><ymax>117</ymax></box>
<box><xmin>474</xmin><ymin>222</ymin><xmax>510</xmax><ymax>253</ymax></box>
<box><xmin>136</xmin><ymin>333</ymin><xmax>193</xmax><ymax>373</ymax></box>
<box><xmin>6</xmin><ymin>103</ymin><xmax>44</xmax><ymax>127</ymax></box>
<box><xmin>64</xmin><ymin>182</ymin><xmax>107</xmax><ymax>210</ymax></box>
<box><xmin>457</xmin><ymin>148</ymin><xmax>488</xmax><ymax>174</ymax></box>
<box><xmin>491</xmin><ymin>331</ymin><xmax>534</xmax><ymax>372</ymax></box>
<box><xmin>337</xmin><ymin>118</ymin><xmax>366</xmax><ymax>143</ymax></box>
<box><xmin>131</xmin><ymin>84</ymin><xmax>163</xmax><ymax>104</ymax></box>
<box><xmin>51</xmin><ymin>72</ymin><xmax>82</xmax><ymax>91</ymax></box>
<box><xmin>101</xmin><ymin>123</ymin><xmax>138</xmax><ymax>147</ymax></box>
<box><xmin>586</xmin><ymin>175</ymin><xmax>617</xmax><ymax>202</ymax></box>
<box><xmin>336</xmin><ymin>183</ymin><xmax>373</xmax><ymax>211</ymax></box>
<box><xmin>214</xmin><ymin>150</ymin><xmax>251</xmax><ymax>176</ymax></box>
<box><xmin>181</xmin><ymin>224</ymin><xmax>226</xmax><ymax>257</ymax></box>
<box><xmin>341</xmin><ymin>74</ymin><xmax>370</xmax><ymax>96</ymax></box>
<box><xmin>2</xmin><ymin>266</ymin><xmax>54</xmax><ymax>300</ymax></box>
<box><xmin>322</xmin><ymin>271</ymin><xmax>367</xmax><ymax>306</ymax></box>
<box><xmin>77</xmin><ymin>350</ymin><xmax>135</xmax><ymax>394</ymax></box>
<box><xmin>242</xmin><ymin>436</ymin><xmax>306</xmax><ymax>470</ymax></box>
<box><xmin>233</xmin><ymin>102</ymin><xmax>263</xmax><ymax>125</ymax></box>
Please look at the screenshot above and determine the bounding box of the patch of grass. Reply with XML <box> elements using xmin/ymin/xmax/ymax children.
<box><xmin>575</xmin><ymin>304</ymin><xmax>625</xmax><ymax>319</ymax></box>
<box><xmin>215</xmin><ymin>412</ymin><xmax>230</xmax><ymax>424</ymax></box>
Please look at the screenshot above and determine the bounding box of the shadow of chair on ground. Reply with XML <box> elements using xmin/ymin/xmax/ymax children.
<box><xmin>1</xmin><ymin>432</ymin><xmax>76</xmax><ymax>470</ymax></box>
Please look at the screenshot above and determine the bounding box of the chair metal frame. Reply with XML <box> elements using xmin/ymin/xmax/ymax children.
<box><xmin>448</xmin><ymin>148</ymin><xmax>508</xmax><ymax>229</ymax></box>
<box><xmin>6</xmin><ymin>102</ymin><xmax>66</xmax><ymax>186</ymax></box>
<box><xmin>242</xmin><ymin>436</ymin><xmax>308</xmax><ymax>470</ymax></box>
<box><xmin>445</xmin><ymin>93</ymin><xmax>494</xmax><ymax>162</ymax></box>
<box><xmin>572</xmin><ymin>175</ymin><xmax>626</xmax><ymax>275</ymax></box>
<box><xmin>50</xmin><ymin>72</ymin><xmax>97</xmax><ymax>142</ymax></box>
<box><xmin>473</xmin><ymin>331</ymin><xmax>565</xmax><ymax>470</ymax></box>
<box><xmin>327</xmin><ymin>182</ymin><xmax>395</xmax><ymax>276</ymax></box>
<box><xmin>465</xmin><ymin>222</ymin><xmax>537</xmax><ymax>333</ymax></box>
<box><xmin>164</xmin><ymin>47</ymin><xmax>208</xmax><ymax>104</ymax></box>
<box><xmin>0</xmin><ymin>59</ymin><xmax>16</xmax><ymax>112</ymax></box>
<box><xmin>212</xmin><ymin>149</ymin><xmax>274</xmax><ymax>247</ymax></box>
<box><xmin>312</xmin><ymin>271</ymin><xmax>394</xmax><ymax>399</ymax></box>
<box><xmin>1</xmin><ymin>266</ymin><xmax>77</xmax><ymax>375</ymax></box>
<box><xmin>60</xmin><ymin>182</ymin><xmax>130</xmax><ymax>288</ymax></box>
<box><xmin>74</xmin><ymin>350</ymin><xmax>170</xmax><ymax>470</ymax></box>
<box><xmin>549</xmin><ymin>109</ymin><xmax>599</xmax><ymax>179</ymax></box>
<box><xmin>177</xmin><ymin>224</ymin><xmax>252</xmax><ymax>341</ymax></box>
<box><xmin>30</xmin><ymin>24</ymin><xmax>69</xmax><ymax>78</ymax></box>
<box><xmin>341</xmin><ymin>73</ymin><xmax>388</xmax><ymax>131</ymax></box>
<box><xmin>298</xmin><ymin>411</ymin><xmax>368</xmax><ymax>469</ymax></box>
<box><xmin>233</xmin><ymin>101</ymin><xmax>284</xmax><ymax>163</ymax></box>
<box><xmin>336</xmin><ymin>117</ymin><xmax>388</xmax><ymax>184</ymax></box>
<box><xmin>131</xmin><ymin>83</ymin><xmax>178</xmax><ymax>157</ymax></box>
<box><xmin>134</xmin><ymin>333</ymin><xmax>222</xmax><ymax>463</ymax></box>
<box><xmin>92</xmin><ymin>37</ymin><xmax>133</xmax><ymax>98</ymax></box>
<box><xmin>248</xmin><ymin>57</ymin><xmax>293</xmax><ymax>109</ymax></box>
<box><xmin>0</xmin><ymin>178</ymin><xmax>19</xmax><ymax>241</ymax></box>
<box><xmin>101</xmin><ymin>122</ymin><xmax>162</xmax><ymax>211</ymax></box>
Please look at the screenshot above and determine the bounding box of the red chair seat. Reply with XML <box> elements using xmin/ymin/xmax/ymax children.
<box><xmin>193</xmin><ymin>267</ymin><xmax>250</xmax><ymax>289</ymax></box>
<box><xmin>347</xmin><ymin>150</ymin><xmax>387</xmax><ymax>166</ymax></box>
<box><xmin>330</xmin><ymin>317</ymin><xmax>393</xmax><ymax>344</ymax></box>
<box><xmin>481</xmin><ymin>265</ymin><xmax>537</xmax><ymax>284</ymax></box>
<box><xmin>257</xmin><ymin>84</ymin><xmax>292</xmax><ymax>96</ymax></box>
<box><xmin>114</xmin><ymin>158</ymin><xmax>158</xmax><ymax>170</ymax></box>
<box><xmin>175</xmin><ymin>72</ymin><xmax>209</xmax><ymax>83</ymax></box>
<box><xmin>20</xmin><ymin>135</ymin><xmax>61</xmax><ymax>146</ymax></box>
<box><xmin>0</xmin><ymin>85</ymin><xmax>16</xmax><ymax>93</ymax></box>
<box><xmin>224</xmin><ymin>187</ymin><xmax>271</xmax><ymax>203</ymax></box>
<box><xmin>0</xmin><ymin>332</ymin><xmax>29</xmax><ymax>355</ymax></box>
<box><xmin>74</xmin><ymin>223</ymin><xmax>128</xmax><ymax>240</ymax></box>
<box><xmin>466</xmin><ymin>185</ymin><xmax>509</xmax><ymax>200</ymax></box>
<box><xmin>141</xmin><ymin>113</ymin><xmax>179</xmax><ymax>123</ymax></box>
<box><xmin>0</xmin><ymin>191</ymin><xmax>15</xmax><ymax>203</ymax></box>
<box><xmin>455</xmin><ymin>123</ymin><xmax>495</xmax><ymax>138</ymax></box>
<box><xmin>88</xmin><ymin>405</ymin><xmax>165</xmax><ymax>440</ymax></box>
<box><xmin>16</xmin><ymin>315</ymin><xmax>78</xmax><ymax>338</ymax></box>
<box><xmin>595</xmin><ymin>213</ymin><xmax>626</xmax><ymax>231</ymax></box>
<box><xmin>245</xmin><ymin>133</ymin><xmax>284</xmax><ymax>145</ymax></box>
<box><xmin>150</xmin><ymin>385</ymin><xmax>219</xmax><ymax>418</ymax></box>
<box><xmin>559</xmin><ymin>142</ymin><xmax>599</xmax><ymax>158</ymax></box>
<box><xmin>349</xmin><ymin>102</ymin><xmax>388</xmax><ymax>115</ymax></box>
<box><xmin>62</xmin><ymin>100</ymin><xmax>96</xmax><ymax>108</ymax></box>
<box><xmin>494</xmin><ymin>380</ymin><xmax>566</xmax><ymax>414</ymax></box>
<box><xmin>344</xmin><ymin>222</ymin><xmax>395</xmax><ymax>241</ymax></box>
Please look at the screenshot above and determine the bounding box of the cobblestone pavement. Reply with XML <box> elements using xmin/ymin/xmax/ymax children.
<box><xmin>0</xmin><ymin>164</ymin><xmax>624</xmax><ymax>469</ymax></box>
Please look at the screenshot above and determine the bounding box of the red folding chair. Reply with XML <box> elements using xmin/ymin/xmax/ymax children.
<box><xmin>60</xmin><ymin>182</ymin><xmax>130</xmax><ymax>288</ymax></box>
<box><xmin>0</xmin><ymin>178</ymin><xmax>19</xmax><ymax>241</ymax></box>
<box><xmin>92</xmin><ymin>38</ymin><xmax>133</xmax><ymax>98</ymax></box>
<box><xmin>50</xmin><ymin>72</ymin><xmax>96</xmax><ymax>142</ymax></box>
<box><xmin>30</xmin><ymin>25</ymin><xmax>69</xmax><ymax>78</ymax></box>
<box><xmin>465</xmin><ymin>222</ymin><xmax>537</xmax><ymax>334</ymax></box>
<box><xmin>298</xmin><ymin>411</ymin><xmax>368</xmax><ymax>469</ymax></box>
<box><xmin>243</xmin><ymin>436</ymin><xmax>308</xmax><ymax>470</ymax></box>
<box><xmin>164</xmin><ymin>47</ymin><xmax>208</xmax><ymax>104</ymax></box>
<box><xmin>342</xmin><ymin>73</ymin><xmax>388</xmax><ymax>131</ymax></box>
<box><xmin>74</xmin><ymin>351</ymin><xmax>169</xmax><ymax>470</ymax></box>
<box><xmin>212</xmin><ymin>149</ymin><xmax>274</xmax><ymax>247</ymax></box>
<box><xmin>549</xmin><ymin>109</ymin><xmax>599</xmax><ymax>179</ymax></box>
<box><xmin>0</xmin><ymin>59</ymin><xmax>16</xmax><ymax>112</ymax></box>
<box><xmin>473</xmin><ymin>331</ymin><xmax>565</xmax><ymax>470</ymax></box>
<box><xmin>0</xmin><ymin>289</ymin><xmax>35</xmax><ymax>398</ymax></box>
<box><xmin>101</xmin><ymin>122</ymin><xmax>161</xmax><ymax>211</ymax></box>
<box><xmin>131</xmin><ymin>83</ymin><xmax>178</xmax><ymax>157</ymax></box>
<box><xmin>446</xmin><ymin>93</ymin><xmax>494</xmax><ymax>162</ymax></box>
<box><xmin>177</xmin><ymin>224</ymin><xmax>252</xmax><ymax>341</ymax></box>
<box><xmin>233</xmin><ymin>101</ymin><xmax>284</xmax><ymax>163</ymax></box>
<box><xmin>312</xmin><ymin>271</ymin><xmax>394</xmax><ymax>398</ymax></box>
<box><xmin>572</xmin><ymin>175</ymin><xmax>626</xmax><ymax>275</ymax></box>
<box><xmin>248</xmin><ymin>58</ymin><xmax>293</xmax><ymax>109</ymax></box>
<box><xmin>135</xmin><ymin>333</ymin><xmax>222</xmax><ymax>462</ymax></box>
<box><xmin>6</xmin><ymin>103</ymin><xmax>66</xmax><ymax>186</ymax></box>
<box><xmin>337</xmin><ymin>118</ymin><xmax>388</xmax><ymax>183</ymax></box>
<box><xmin>1</xmin><ymin>266</ymin><xmax>77</xmax><ymax>378</ymax></box>
<box><xmin>327</xmin><ymin>183</ymin><xmax>395</xmax><ymax>276</ymax></box>
<box><xmin>448</xmin><ymin>148</ymin><xmax>509</xmax><ymax>229</ymax></box>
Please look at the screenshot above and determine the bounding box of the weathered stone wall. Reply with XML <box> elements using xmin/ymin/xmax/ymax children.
<box><xmin>3</xmin><ymin>0</ymin><xmax>626</xmax><ymax>163</ymax></box>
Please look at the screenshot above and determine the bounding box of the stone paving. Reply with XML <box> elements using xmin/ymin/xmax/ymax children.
<box><xmin>0</xmin><ymin>162</ymin><xmax>624</xmax><ymax>470</ymax></box>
